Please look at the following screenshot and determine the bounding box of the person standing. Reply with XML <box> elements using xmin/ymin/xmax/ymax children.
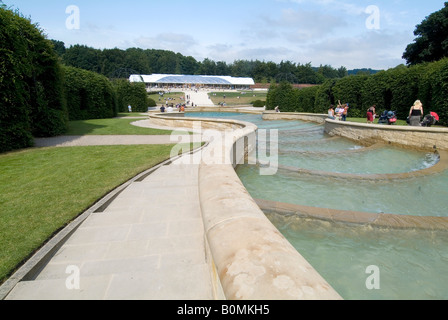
<box><xmin>409</xmin><ymin>100</ymin><xmax>424</xmax><ymax>126</ymax></box>
<box><xmin>367</xmin><ymin>105</ymin><xmax>376</xmax><ymax>124</ymax></box>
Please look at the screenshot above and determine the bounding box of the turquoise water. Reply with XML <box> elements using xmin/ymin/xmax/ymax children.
<box><xmin>237</xmin><ymin>165</ymin><xmax>448</xmax><ymax>217</ymax></box>
<box><xmin>268</xmin><ymin>214</ymin><xmax>448</xmax><ymax>300</ymax></box>
<box><xmin>279</xmin><ymin>146</ymin><xmax>439</xmax><ymax>174</ymax></box>
<box><xmin>186</xmin><ymin>111</ymin><xmax>448</xmax><ymax>300</ymax></box>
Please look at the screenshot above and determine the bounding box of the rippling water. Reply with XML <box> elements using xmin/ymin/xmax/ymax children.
<box><xmin>187</xmin><ymin>111</ymin><xmax>448</xmax><ymax>300</ymax></box>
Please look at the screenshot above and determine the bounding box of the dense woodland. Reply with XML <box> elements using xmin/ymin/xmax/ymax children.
<box><xmin>2</xmin><ymin>2</ymin><xmax>448</xmax><ymax>153</ymax></box>
<box><xmin>52</xmin><ymin>41</ymin><xmax>380</xmax><ymax>84</ymax></box>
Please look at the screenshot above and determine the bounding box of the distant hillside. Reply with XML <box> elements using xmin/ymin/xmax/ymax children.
<box><xmin>348</xmin><ymin>68</ymin><xmax>382</xmax><ymax>75</ymax></box>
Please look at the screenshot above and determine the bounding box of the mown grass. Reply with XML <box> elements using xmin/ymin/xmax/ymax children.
<box><xmin>0</xmin><ymin>144</ymin><xmax>195</xmax><ymax>284</ymax></box>
<box><xmin>346</xmin><ymin>117</ymin><xmax>408</xmax><ymax>126</ymax></box>
<box><xmin>347</xmin><ymin>117</ymin><xmax>445</xmax><ymax>127</ymax></box>
<box><xmin>209</xmin><ymin>91</ymin><xmax>267</xmax><ymax>106</ymax></box>
<box><xmin>148</xmin><ymin>92</ymin><xmax>185</xmax><ymax>106</ymax></box>
<box><xmin>66</xmin><ymin>118</ymin><xmax>175</xmax><ymax>136</ymax></box>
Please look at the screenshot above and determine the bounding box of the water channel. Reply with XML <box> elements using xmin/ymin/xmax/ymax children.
<box><xmin>185</xmin><ymin>111</ymin><xmax>448</xmax><ymax>300</ymax></box>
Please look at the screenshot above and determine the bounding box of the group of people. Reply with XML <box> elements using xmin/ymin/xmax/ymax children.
<box><xmin>366</xmin><ymin>100</ymin><xmax>426</xmax><ymax>126</ymax></box>
<box><xmin>160</xmin><ymin>104</ymin><xmax>186</xmax><ymax>113</ymax></box>
<box><xmin>327</xmin><ymin>99</ymin><xmax>432</xmax><ymax>127</ymax></box>
<box><xmin>328</xmin><ymin>101</ymin><xmax>349</xmax><ymax>121</ymax></box>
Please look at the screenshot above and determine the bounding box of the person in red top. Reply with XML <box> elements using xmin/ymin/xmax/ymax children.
<box><xmin>367</xmin><ymin>105</ymin><xmax>376</xmax><ymax>124</ymax></box>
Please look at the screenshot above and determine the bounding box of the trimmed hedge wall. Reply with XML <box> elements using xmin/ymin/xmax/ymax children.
<box><xmin>63</xmin><ymin>66</ymin><xmax>118</xmax><ymax>121</ymax></box>
<box><xmin>113</xmin><ymin>79</ymin><xmax>151</xmax><ymax>113</ymax></box>
<box><xmin>267</xmin><ymin>59</ymin><xmax>448</xmax><ymax>126</ymax></box>
<box><xmin>1</xmin><ymin>8</ymin><xmax>68</xmax><ymax>153</ymax></box>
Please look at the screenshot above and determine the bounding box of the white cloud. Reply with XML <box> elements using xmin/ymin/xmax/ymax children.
<box><xmin>301</xmin><ymin>30</ymin><xmax>411</xmax><ymax>69</ymax></box>
<box><xmin>132</xmin><ymin>33</ymin><xmax>199</xmax><ymax>56</ymax></box>
<box><xmin>206</xmin><ymin>44</ymin><xmax>300</xmax><ymax>63</ymax></box>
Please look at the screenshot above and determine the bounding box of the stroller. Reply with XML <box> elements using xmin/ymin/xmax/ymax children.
<box><xmin>421</xmin><ymin>112</ymin><xmax>439</xmax><ymax>127</ymax></box>
<box><xmin>378</xmin><ymin>110</ymin><xmax>397</xmax><ymax>125</ymax></box>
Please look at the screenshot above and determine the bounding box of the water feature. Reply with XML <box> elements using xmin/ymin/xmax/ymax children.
<box><xmin>186</xmin><ymin>111</ymin><xmax>448</xmax><ymax>300</ymax></box>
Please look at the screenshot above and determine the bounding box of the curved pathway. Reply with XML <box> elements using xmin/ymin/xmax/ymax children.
<box><xmin>3</xmin><ymin>122</ymin><xmax>216</xmax><ymax>300</ymax></box>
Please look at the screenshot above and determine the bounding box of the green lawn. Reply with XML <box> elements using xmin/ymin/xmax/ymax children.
<box><xmin>0</xmin><ymin>143</ymin><xmax>198</xmax><ymax>284</ymax></box>
<box><xmin>209</xmin><ymin>91</ymin><xmax>267</xmax><ymax>106</ymax></box>
<box><xmin>67</xmin><ymin>118</ymin><xmax>175</xmax><ymax>135</ymax></box>
<box><xmin>148</xmin><ymin>92</ymin><xmax>185</xmax><ymax>106</ymax></box>
<box><xmin>347</xmin><ymin>117</ymin><xmax>445</xmax><ymax>127</ymax></box>
<box><xmin>346</xmin><ymin>117</ymin><xmax>408</xmax><ymax>126</ymax></box>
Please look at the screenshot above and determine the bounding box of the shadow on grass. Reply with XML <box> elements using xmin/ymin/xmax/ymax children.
<box><xmin>66</xmin><ymin>120</ymin><xmax>107</xmax><ymax>136</ymax></box>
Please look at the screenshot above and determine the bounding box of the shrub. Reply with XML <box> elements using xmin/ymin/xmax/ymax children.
<box><xmin>295</xmin><ymin>86</ymin><xmax>319</xmax><ymax>113</ymax></box>
<box><xmin>251</xmin><ymin>100</ymin><xmax>266</xmax><ymax>108</ymax></box>
<box><xmin>266</xmin><ymin>81</ymin><xmax>296</xmax><ymax>112</ymax></box>
<box><xmin>314</xmin><ymin>80</ymin><xmax>336</xmax><ymax>113</ymax></box>
<box><xmin>332</xmin><ymin>75</ymin><xmax>368</xmax><ymax>118</ymax></box>
<box><xmin>114</xmin><ymin>80</ymin><xmax>149</xmax><ymax>113</ymax></box>
<box><xmin>63</xmin><ymin>66</ymin><xmax>118</xmax><ymax>120</ymax></box>
<box><xmin>418</xmin><ymin>58</ymin><xmax>448</xmax><ymax>126</ymax></box>
<box><xmin>0</xmin><ymin>8</ymin><xmax>68</xmax><ymax>152</ymax></box>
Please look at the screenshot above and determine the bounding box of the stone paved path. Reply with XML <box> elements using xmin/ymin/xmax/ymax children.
<box><xmin>4</xmin><ymin>121</ymin><xmax>216</xmax><ymax>300</ymax></box>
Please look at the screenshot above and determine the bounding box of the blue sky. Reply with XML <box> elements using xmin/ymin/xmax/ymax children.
<box><xmin>3</xmin><ymin>0</ymin><xmax>446</xmax><ymax>70</ymax></box>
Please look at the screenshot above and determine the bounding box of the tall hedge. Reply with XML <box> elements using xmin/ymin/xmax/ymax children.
<box><xmin>266</xmin><ymin>81</ymin><xmax>296</xmax><ymax>112</ymax></box>
<box><xmin>418</xmin><ymin>59</ymin><xmax>448</xmax><ymax>126</ymax></box>
<box><xmin>63</xmin><ymin>66</ymin><xmax>118</xmax><ymax>120</ymax></box>
<box><xmin>0</xmin><ymin>8</ymin><xmax>68</xmax><ymax>152</ymax></box>
<box><xmin>295</xmin><ymin>86</ymin><xmax>319</xmax><ymax>113</ymax></box>
<box><xmin>113</xmin><ymin>80</ymin><xmax>151</xmax><ymax>113</ymax></box>
<box><xmin>314</xmin><ymin>79</ymin><xmax>337</xmax><ymax>113</ymax></box>
<box><xmin>266</xmin><ymin>58</ymin><xmax>448</xmax><ymax>126</ymax></box>
<box><xmin>332</xmin><ymin>75</ymin><xmax>368</xmax><ymax>117</ymax></box>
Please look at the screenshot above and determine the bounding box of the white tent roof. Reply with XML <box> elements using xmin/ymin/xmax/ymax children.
<box><xmin>129</xmin><ymin>74</ymin><xmax>255</xmax><ymax>86</ymax></box>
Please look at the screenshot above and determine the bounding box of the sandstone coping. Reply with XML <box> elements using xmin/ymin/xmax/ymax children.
<box><xmin>325</xmin><ymin>119</ymin><xmax>448</xmax><ymax>151</ymax></box>
<box><xmin>256</xmin><ymin>199</ymin><xmax>448</xmax><ymax>231</ymax></box>
<box><xmin>262</xmin><ymin>111</ymin><xmax>448</xmax><ymax>151</ymax></box>
<box><xmin>262</xmin><ymin>111</ymin><xmax>328</xmax><ymax>124</ymax></box>
<box><xmin>187</xmin><ymin>107</ymin><xmax>264</xmax><ymax>114</ymax></box>
<box><xmin>276</xmin><ymin>150</ymin><xmax>448</xmax><ymax>181</ymax></box>
<box><xmin>149</xmin><ymin>112</ymin><xmax>343</xmax><ymax>300</ymax></box>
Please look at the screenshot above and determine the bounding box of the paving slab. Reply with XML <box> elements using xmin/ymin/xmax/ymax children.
<box><xmin>5</xmin><ymin>155</ymin><xmax>215</xmax><ymax>300</ymax></box>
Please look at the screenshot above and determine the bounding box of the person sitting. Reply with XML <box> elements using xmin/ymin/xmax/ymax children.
<box><xmin>342</xmin><ymin>103</ymin><xmax>349</xmax><ymax>122</ymax></box>
<box><xmin>335</xmin><ymin>100</ymin><xmax>345</xmax><ymax>120</ymax></box>
<box><xmin>328</xmin><ymin>105</ymin><xmax>336</xmax><ymax>120</ymax></box>
<box><xmin>367</xmin><ymin>105</ymin><xmax>376</xmax><ymax>124</ymax></box>
<box><xmin>409</xmin><ymin>100</ymin><xmax>424</xmax><ymax>126</ymax></box>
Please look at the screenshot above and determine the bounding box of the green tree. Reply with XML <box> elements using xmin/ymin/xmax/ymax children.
<box><xmin>63</xmin><ymin>66</ymin><xmax>117</xmax><ymax>120</ymax></box>
<box><xmin>403</xmin><ymin>2</ymin><xmax>448</xmax><ymax>65</ymax></box>
<box><xmin>114</xmin><ymin>80</ymin><xmax>150</xmax><ymax>113</ymax></box>
<box><xmin>332</xmin><ymin>75</ymin><xmax>368</xmax><ymax>117</ymax></box>
<box><xmin>1</xmin><ymin>8</ymin><xmax>67</xmax><ymax>152</ymax></box>
<box><xmin>63</xmin><ymin>45</ymin><xmax>102</xmax><ymax>73</ymax></box>
<box><xmin>314</xmin><ymin>79</ymin><xmax>337</xmax><ymax>113</ymax></box>
<box><xmin>295</xmin><ymin>86</ymin><xmax>319</xmax><ymax>112</ymax></box>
